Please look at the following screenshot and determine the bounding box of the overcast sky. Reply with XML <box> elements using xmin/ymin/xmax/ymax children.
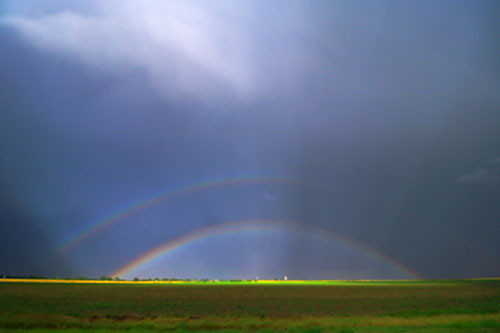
<box><xmin>1</xmin><ymin>0</ymin><xmax>499</xmax><ymax>279</ymax></box>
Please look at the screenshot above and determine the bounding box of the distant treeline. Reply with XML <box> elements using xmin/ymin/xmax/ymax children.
<box><xmin>1</xmin><ymin>275</ymin><xmax>101</xmax><ymax>280</ymax></box>
<box><xmin>0</xmin><ymin>275</ymin><xmax>269</xmax><ymax>282</ymax></box>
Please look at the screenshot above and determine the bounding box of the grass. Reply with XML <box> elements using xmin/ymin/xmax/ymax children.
<box><xmin>0</xmin><ymin>278</ymin><xmax>499</xmax><ymax>331</ymax></box>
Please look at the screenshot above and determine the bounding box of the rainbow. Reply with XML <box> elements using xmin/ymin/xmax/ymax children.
<box><xmin>57</xmin><ymin>176</ymin><xmax>298</xmax><ymax>254</ymax></box>
<box><xmin>111</xmin><ymin>219</ymin><xmax>421</xmax><ymax>279</ymax></box>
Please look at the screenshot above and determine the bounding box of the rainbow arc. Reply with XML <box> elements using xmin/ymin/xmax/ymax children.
<box><xmin>57</xmin><ymin>175</ymin><xmax>297</xmax><ymax>254</ymax></box>
<box><xmin>111</xmin><ymin>219</ymin><xmax>421</xmax><ymax>279</ymax></box>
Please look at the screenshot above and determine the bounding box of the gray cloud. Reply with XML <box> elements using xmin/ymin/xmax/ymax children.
<box><xmin>262</xmin><ymin>191</ymin><xmax>278</xmax><ymax>202</ymax></box>
<box><xmin>1</xmin><ymin>1</ymin><xmax>256</xmax><ymax>101</ymax></box>
<box><xmin>489</xmin><ymin>157</ymin><xmax>500</xmax><ymax>165</ymax></box>
<box><xmin>458</xmin><ymin>158</ymin><xmax>500</xmax><ymax>186</ymax></box>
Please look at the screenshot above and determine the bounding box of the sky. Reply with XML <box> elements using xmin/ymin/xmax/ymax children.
<box><xmin>0</xmin><ymin>0</ymin><xmax>499</xmax><ymax>280</ymax></box>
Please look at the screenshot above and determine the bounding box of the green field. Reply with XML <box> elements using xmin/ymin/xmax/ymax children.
<box><xmin>1</xmin><ymin>279</ymin><xmax>499</xmax><ymax>332</ymax></box>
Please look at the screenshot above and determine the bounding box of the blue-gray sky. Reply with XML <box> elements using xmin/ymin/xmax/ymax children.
<box><xmin>1</xmin><ymin>0</ymin><xmax>499</xmax><ymax>279</ymax></box>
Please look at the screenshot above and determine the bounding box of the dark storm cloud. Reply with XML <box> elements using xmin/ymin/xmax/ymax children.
<box><xmin>0</xmin><ymin>0</ymin><xmax>499</xmax><ymax>279</ymax></box>
<box><xmin>0</xmin><ymin>178</ymin><xmax>74</xmax><ymax>277</ymax></box>
<box><xmin>281</xmin><ymin>1</ymin><xmax>500</xmax><ymax>278</ymax></box>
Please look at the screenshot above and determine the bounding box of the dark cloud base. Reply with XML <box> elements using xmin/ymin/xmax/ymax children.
<box><xmin>0</xmin><ymin>1</ymin><xmax>499</xmax><ymax>279</ymax></box>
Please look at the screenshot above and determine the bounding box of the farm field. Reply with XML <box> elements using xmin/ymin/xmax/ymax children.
<box><xmin>0</xmin><ymin>279</ymin><xmax>499</xmax><ymax>332</ymax></box>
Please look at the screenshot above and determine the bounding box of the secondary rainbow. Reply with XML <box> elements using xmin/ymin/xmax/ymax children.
<box><xmin>57</xmin><ymin>176</ymin><xmax>295</xmax><ymax>254</ymax></box>
<box><xmin>112</xmin><ymin>219</ymin><xmax>421</xmax><ymax>279</ymax></box>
